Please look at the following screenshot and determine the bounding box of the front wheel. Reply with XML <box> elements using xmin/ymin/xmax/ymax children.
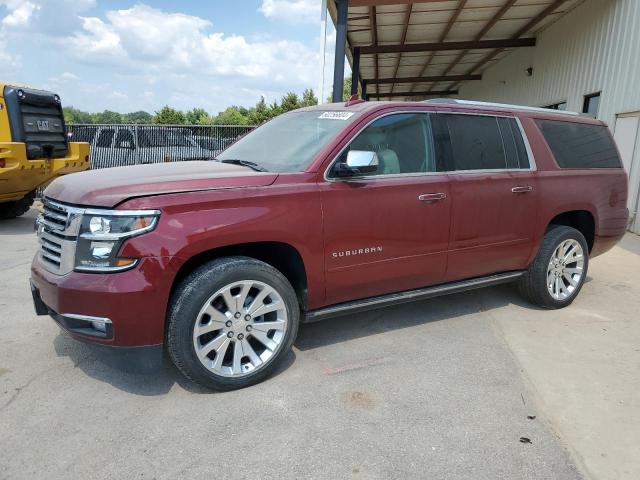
<box><xmin>519</xmin><ymin>225</ymin><xmax>589</xmax><ymax>309</ymax></box>
<box><xmin>167</xmin><ymin>256</ymin><xmax>300</xmax><ymax>391</ymax></box>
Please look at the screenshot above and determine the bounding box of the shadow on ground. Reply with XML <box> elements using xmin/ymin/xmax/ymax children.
<box><xmin>53</xmin><ymin>332</ymin><xmax>296</xmax><ymax>396</ymax></box>
<box><xmin>295</xmin><ymin>282</ymin><xmax>536</xmax><ymax>350</ymax></box>
<box><xmin>52</xmin><ymin>281</ymin><xmax>540</xmax><ymax>395</ymax></box>
<box><xmin>0</xmin><ymin>208</ymin><xmax>38</xmax><ymax>236</ymax></box>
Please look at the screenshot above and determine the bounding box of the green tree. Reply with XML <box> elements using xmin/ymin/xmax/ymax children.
<box><xmin>301</xmin><ymin>88</ymin><xmax>318</xmax><ymax>107</ymax></box>
<box><xmin>185</xmin><ymin>107</ymin><xmax>211</xmax><ymax>125</ymax></box>
<box><xmin>152</xmin><ymin>106</ymin><xmax>185</xmax><ymax>125</ymax></box>
<box><xmin>326</xmin><ymin>78</ymin><xmax>359</xmax><ymax>103</ymax></box>
<box><xmin>269</xmin><ymin>100</ymin><xmax>283</xmax><ymax>118</ymax></box>
<box><xmin>123</xmin><ymin>111</ymin><xmax>152</xmax><ymax>124</ymax></box>
<box><xmin>280</xmin><ymin>92</ymin><xmax>300</xmax><ymax>112</ymax></box>
<box><xmin>247</xmin><ymin>96</ymin><xmax>272</xmax><ymax>125</ymax></box>
<box><xmin>63</xmin><ymin>107</ymin><xmax>94</xmax><ymax>124</ymax></box>
<box><xmin>93</xmin><ymin>110</ymin><xmax>123</xmax><ymax>124</ymax></box>
<box><xmin>214</xmin><ymin>106</ymin><xmax>248</xmax><ymax>125</ymax></box>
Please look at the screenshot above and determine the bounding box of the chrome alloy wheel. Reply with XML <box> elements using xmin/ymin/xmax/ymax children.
<box><xmin>192</xmin><ymin>280</ymin><xmax>288</xmax><ymax>377</ymax></box>
<box><xmin>546</xmin><ymin>239</ymin><xmax>585</xmax><ymax>301</ymax></box>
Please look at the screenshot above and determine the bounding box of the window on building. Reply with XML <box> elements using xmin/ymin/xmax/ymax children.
<box><xmin>583</xmin><ymin>93</ymin><xmax>601</xmax><ymax>117</ymax></box>
<box><xmin>544</xmin><ymin>102</ymin><xmax>567</xmax><ymax>111</ymax></box>
<box><xmin>536</xmin><ymin>119</ymin><xmax>621</xmax><ymax>169</ymax></box>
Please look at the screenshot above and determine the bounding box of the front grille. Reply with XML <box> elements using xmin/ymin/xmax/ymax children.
<box><xmin>37</xmin><ymin>199</ymin><xmax>83</xmax><ymax>275</ymax></box>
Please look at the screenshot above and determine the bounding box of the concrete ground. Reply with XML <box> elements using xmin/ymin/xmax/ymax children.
<box><xmin>1</xmin><ymin>208</ymin><xmax>638</xmax><ymax>480</ymax></box>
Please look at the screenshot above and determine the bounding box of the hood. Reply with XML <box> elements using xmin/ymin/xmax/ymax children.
<box><xmin>44</xmin><ymin>161</ymin><xmax>278</xmax><ymax>207</ymax></box>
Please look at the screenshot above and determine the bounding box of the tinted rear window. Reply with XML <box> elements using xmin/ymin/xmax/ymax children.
<box><xmin>536</xmin><ymin>120</ymin><xmax>621</xmax><ymax>168</ymax></box>
<box><xmin>444</xmin><ymin>114</ymin><xmax>506</xmax><ymax>170</ymax></box>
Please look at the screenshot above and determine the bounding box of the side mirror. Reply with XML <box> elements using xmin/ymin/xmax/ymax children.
<box><xmin>334</xmin><ymin>150</ymin><xmax>379</xmax><ymax>177</ymax></box>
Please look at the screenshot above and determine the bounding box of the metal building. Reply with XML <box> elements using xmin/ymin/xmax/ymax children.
<box><xmin>327</xmin><ymin>0</ymin><xmax>640</xmax><ymax>234</ymax></box>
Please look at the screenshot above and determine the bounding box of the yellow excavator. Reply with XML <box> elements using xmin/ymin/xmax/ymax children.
<box><xmin>0</xmin><ymin>82</ymin><xmax>89</xmax><ymax>219</ymax></box>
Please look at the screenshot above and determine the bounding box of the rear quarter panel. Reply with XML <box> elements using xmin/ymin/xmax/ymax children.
<box><xmin>519</xmin><ymin>115</ymin><xmax>628</xmax><ymax>260</ymax></box>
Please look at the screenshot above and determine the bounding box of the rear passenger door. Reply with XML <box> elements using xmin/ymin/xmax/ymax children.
<box><xmin>436</xmin><ymin>113</ymin><xmax>538</xmax><ymax>281</ymax></box>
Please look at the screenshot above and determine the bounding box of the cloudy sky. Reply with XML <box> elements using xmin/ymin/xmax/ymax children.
<box><xmin>0</xmin><ymin>0</ymin><xmax>343</xmax><ymax>114</ymax></box>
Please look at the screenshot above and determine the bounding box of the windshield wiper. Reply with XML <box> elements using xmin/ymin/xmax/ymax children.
<box><xmin>217</xmin><ymin>158</ymin><xmax>268</xmax><ymax>172</ymax></box>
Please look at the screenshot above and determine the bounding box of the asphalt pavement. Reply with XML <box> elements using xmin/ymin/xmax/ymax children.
<box><xmin>1</xmin><ymin>208</ymin><xmax>638</xmax><ymax>479</ymax></box>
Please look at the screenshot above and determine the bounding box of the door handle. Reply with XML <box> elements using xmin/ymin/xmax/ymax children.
<box><xmin>418</xmin><ymin>192</ymin><xmax>447</xmax><ymax>203</ymax></box>
<box><xmin>511</xmin><ymin>186</ymin><xmax>533</xmax><ymax>193</ymax></box>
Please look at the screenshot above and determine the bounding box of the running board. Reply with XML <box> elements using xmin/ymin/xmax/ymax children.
<box><xmin>303</xmin><ymin>271</ymin><xmax>524</xmax><ymax>323</ymax></box>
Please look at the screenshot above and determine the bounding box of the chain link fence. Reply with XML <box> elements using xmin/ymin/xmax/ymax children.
<box><xmin>66</xmin><ymin>124</ymin><xmax>256</xmax><ymax>170</ymax></box>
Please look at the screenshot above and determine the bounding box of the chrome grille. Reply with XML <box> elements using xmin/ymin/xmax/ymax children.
<box><xmin>37</xmin><ymin>198</ymin><xmax>83</xmax><ymax>275</ymax></box>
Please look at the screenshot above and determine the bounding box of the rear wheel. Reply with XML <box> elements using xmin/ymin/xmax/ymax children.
<box><xmin>167</xmin><ymin>256</ymin><xmax>299</xmax><ymax>391</ymax></box>
<box><xmin>0</xmin><ymin>191</ymin><xmax>35</xmax><ymax>219</ymax></box>
<box><xmin>519</xmin><ymin>225</ymin><xmax>589</xmax><ymax>309</ymax></box>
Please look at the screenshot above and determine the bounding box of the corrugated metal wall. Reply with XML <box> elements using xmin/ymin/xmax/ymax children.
<box><xmin>459</xmin><ymin>0</ymin><xmax>640</xmax><ymax>234</ymax></box>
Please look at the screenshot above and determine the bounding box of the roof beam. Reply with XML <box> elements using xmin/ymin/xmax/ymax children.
<box><xmin>463</xmin><ymin>0</ymin><xmax>569</xmax><ymax>77</ymax></box>
<box><xmin>390</xmin><ymin>2</ymin><xmax>413</xmax><ymax>95</ymax></box>
<box><xmin>370</xmin><ymin>5</ymin><xmax>379</xmax><ymax>95</ymax></box>
<box><xmin>367</xmin><ymin>89</ymin><xmax>458</xmax><ymax>98</ymax></box>
<box><xmin>440</xmin><ymin>0</ymin><xmax>517</xmax><ymax>79</ymax></box>
<box><xmin>361</xmin><ymin>38</ymin><xmax>535</xmax><ymax>55</ymax></box>
<box><xmin>351</xmin><ymin>0</ymin><xmax>450</xmax><ymax>6</ymax></box>
<box><xmin>368</xmin><ymin>74</ymin><xmax>481</xmax><ymax>84</ymax></box>
<box><xmin>410</xmin><ymin>0</ymin><xmax>467</xmax><ymax>94</ymax></box>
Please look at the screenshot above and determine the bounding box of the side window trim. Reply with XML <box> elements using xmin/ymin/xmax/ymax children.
<box><xmin>434</xmin><ymin>112</ymin><xmax>536</xmax><ymax>174</ymax></box>
<box><xmin>324</xmin><ymin>111</ymin><xmax>442</xmax><ymax>181</ymax></box>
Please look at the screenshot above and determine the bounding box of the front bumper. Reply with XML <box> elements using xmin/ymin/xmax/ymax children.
<box><xmin>30</xmin><ymin>253</ymin><xmax>176</xmax><ymax>349</ymax></box>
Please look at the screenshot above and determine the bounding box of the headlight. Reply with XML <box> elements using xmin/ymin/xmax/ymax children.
<box><xmin>75</xmin><ymin>209</ymin><xmax>160</xmax><ymax>272</ymax></box>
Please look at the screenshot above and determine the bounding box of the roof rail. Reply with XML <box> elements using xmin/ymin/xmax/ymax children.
<box><xmin>423</xmin><ymin>98</ymin><xmax>581</xmax><ymax>116</ymax></box>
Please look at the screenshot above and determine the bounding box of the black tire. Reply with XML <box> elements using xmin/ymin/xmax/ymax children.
<box><xmin>167</xmin><ymin>256</ymin><xmax>300</xmax><ymax>391</ymax></box>
<box><xmin>0</xmin><ymin>192</ymin><xmax>35</xmax><ymax>220</ymax></box>
<box><xmin>519</xmin><ymin>225</ymin><xmax>589</xmax><ymax>309</ymax></box>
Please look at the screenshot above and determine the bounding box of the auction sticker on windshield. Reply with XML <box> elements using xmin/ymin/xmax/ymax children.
<box><xmin>318</xmin><ymin>111</ymin><xmax>355</xmax><ymax>120</ymax></box>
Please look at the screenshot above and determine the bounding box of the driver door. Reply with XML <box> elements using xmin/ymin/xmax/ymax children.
<box><xmin>320</xmin><ymin>112</ymin><xmax>451</xmax><ymax>305</ymax></box>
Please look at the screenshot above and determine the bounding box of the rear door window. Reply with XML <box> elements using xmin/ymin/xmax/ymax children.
<box><xmin>114</xmin><ymin>129</ymin><xmax>135</xmax><ymax>149</ymax></box>
<box><xmin>434</xmin><ymin>114</ymin><xmax>530</xmax><ymax>171</ymax></box>
<box><xmin>442</xmin><ymin>114</ymin><xmax>507</xmax><ymax>170</ymax></box>
<box><xmin>497</xmin><ymin>117</ymin><xmax>530</xmax><ymax>169</ymax></box>
<box><xmin>96</xmin><ymin>129</ymin><xmax>115</xmax><ymax>148</ymax></box>
<box><xmin>536</xmin><ymin>119</ymin><xmax>621</xmax><ymax>168</ymax></box>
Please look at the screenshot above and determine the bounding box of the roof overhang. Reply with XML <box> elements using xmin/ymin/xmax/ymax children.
<box><xmin>328</xmin><ymin>0</ymin><xmax>584</xmax><ymax>100</ymax></box>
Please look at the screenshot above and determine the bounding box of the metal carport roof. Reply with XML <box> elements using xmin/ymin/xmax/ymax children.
<box><xmin>327</xmin><ymin>0</ymin><xmax>584</xmax><ymax>101</ymax></box>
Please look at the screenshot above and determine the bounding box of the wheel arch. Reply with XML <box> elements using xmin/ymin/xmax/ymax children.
<box><xmin>547</xmin><ymin>209</ymin><xmax>595</xmax><ymax>252</ymax></box>
<box><xmin>170</xmin><ymin>241</ymin><xmax>309</xmax><ymax>310</ymax></box>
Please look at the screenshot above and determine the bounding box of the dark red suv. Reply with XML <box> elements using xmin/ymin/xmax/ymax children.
<box><xmin>30</xmin><ymin>99</ymin><xmax>629</xmax><ymax>390</ymax></box>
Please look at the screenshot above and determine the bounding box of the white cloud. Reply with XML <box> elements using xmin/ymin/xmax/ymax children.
<box><xmin>67</xmin><ymin>4</ymin><xmax>320</xmax><ymax>87</ymax></box>
<box><xmin>0</xmin><ymin>0</ymin><xmax>95</xmax><ymax>35</ymax></box>
<box><xmin>0</xmin><ymin>1</ymin><xmax>338</xmax><ymax>112</ymax></box>
<box><xmin>1</xmin><ymin>1</ymin><xmax>37</xmax><ymax>28</ymax></box>
<box><xmin>259</xmin><ymin>0</ymin><xmax>319</xmax><ymax>24</ymax></box>
<box><xmin>0</xmin><ymin>29</ymin><xmax>19</xmax><ymax>69</ymax></box>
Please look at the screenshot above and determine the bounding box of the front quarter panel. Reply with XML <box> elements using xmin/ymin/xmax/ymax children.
<box><xmin>117</xmin><ymin>173</ymin><xmax>326</xmax><ymax>308</ymax></box>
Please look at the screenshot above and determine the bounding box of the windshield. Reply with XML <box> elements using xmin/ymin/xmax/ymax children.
<box><xmin>217</xmin><ymin>110</ymin><xmax>356</xmax><ymax>172</ymax></box>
